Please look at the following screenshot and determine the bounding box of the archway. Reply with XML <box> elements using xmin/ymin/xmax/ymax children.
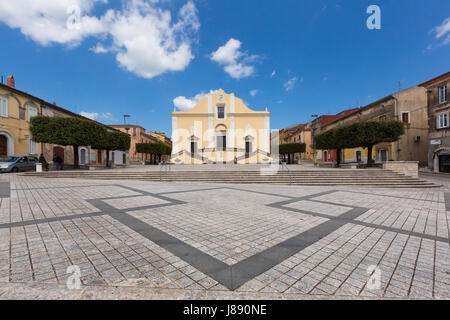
<box><xmin>53</xmin><ymin>146</ymin><xmax>64</xmax><ymax>161</ymax></box>
<box><xmin>0</xmin><ymin>131</ymin><xmax>14</xmax><ymax>156</ymax></box>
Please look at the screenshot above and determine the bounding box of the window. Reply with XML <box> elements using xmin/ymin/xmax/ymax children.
<box><xmin>0</xmin><ymin>96</ymin><xmax>8</xmax><ymax>117</ymax></box>
<box><xmin>27</xmin><ymin>105</ymin><xmax>38</xmax><ymax>122</ymax></box>
<box><xmin>401</xmin><ymin>112</ymin><xmax>410</xmax><ymax>125</ymax></box>
<box><xmin>29</xmin><ymin>140</ymin><xmax>37</xmax><ymax>154</ymax></box>
<box><xmin>437</xmin><ymin>112</ymin><xmax>449</xmax><ymax>129</ymax></box>
<box><xmin>19</xmin><ymin>107</ymin><xmax>26</xmax><ymax>120</ymax></box>
<box><xmin>217</xmin><ymin>106</ymin><xmax>225</xmax><ymax>119</ymax></box>
<box><xmin>379</xmin><ymin>115</ymin><xmax>387</xmax><ymax>121</ymax></box>
<box><xmin>439</xmin><ymin>84</ymin><xmax>447</xmax><ymax>104</ymax></box>
<box><xmin>133</xmin><ymin>128</ymin><xmax>136</xmax><ymax>136</ymax></box>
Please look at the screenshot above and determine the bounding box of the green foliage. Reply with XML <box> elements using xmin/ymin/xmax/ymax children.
<box><xmin>92</xmin><ymin>131</ymin><xmax>131</xmax><ymax>151</ymax></box>
<box><xmin>136</xmin><ymin>143</ymin><xmax>172</xmax><ymax>155</ymax></box>
<box><xmin>315</xmin><ymin>121</ymin><xmax>405</xmax><ymax>150</ymax></box>
<box><xmin>279</xmin><ymin>143</ymin><xmax>306</xmax><ymax>155</ymax></box>
<box><xmin>30</xmin><ymin>116</ymin><xmax>106</xmax><ymax>147</ymax></box>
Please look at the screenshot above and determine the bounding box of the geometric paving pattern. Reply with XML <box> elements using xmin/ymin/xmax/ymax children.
<box><xmin>0</xmin><ymin>175</ymin><xmax>449</xmax><ymax>298</ymax></box>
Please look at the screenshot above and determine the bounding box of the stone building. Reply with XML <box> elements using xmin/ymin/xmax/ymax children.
<box><xmin>279</xmin><ymin>123</ymin><xmax>313</xmax><ymax>161</ymax></box>
<box><xmin>109</xmin><ymin>125</ymin><xmax>158</xmax><ymax>162</ymax></box>
<box><xmin>419</xmin><ymin>72</ymin><xmax>450</xmax><ymax>172</ymax></box>
<box><xmin>0</xmin><ymin>75</ymin><xmax>126</xmax><ymax>168</ymax></box>
<box><xmin>311</xmin><ymin>108</ymin><xmax>359</xmax><ymax>162</ymax></box>
<box><xmin>171</xmin><ymin>89</ymin><xmax>271</xmax><ymax>164</ymax></box>
<box><xmin>319</xmin><ymin>85</ymin><xmax>428</xmax><ymax>165</ymax></box>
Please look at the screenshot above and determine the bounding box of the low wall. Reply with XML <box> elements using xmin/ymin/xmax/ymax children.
<box><xmin>383</xmin><ymin>161</ymin><xmax>418</xmax><ymax>178</ymax></box>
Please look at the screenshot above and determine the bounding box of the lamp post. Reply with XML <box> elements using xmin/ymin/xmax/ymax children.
<box><xmin>311</xmin><ymin>114</ymin><xmax>318</xmax><ymax>166</ymax></box>
<box><xmin>123</xmin><ymin>114</ymin><xmax>131</xmax><ymax>124</ymax></box>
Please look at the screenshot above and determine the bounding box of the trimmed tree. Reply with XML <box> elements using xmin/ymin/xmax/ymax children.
<box><xmin>136</xmin><ymin>143</ymin><xmax>172</xmax><ymax>164</ymax></box>
<box><xmin>279</xmin><ymin>143</ymin><xmax>306</xmax><ymax>164</ymax></box>
<box><xmin>30</xmin><ymin>116</ymin><xmax>107</xmax><ymax>169</ymax></box>
<box><xmin>315</xmin><ymin>121</ymin><xmax>405</xmax><ymax>166</ymax></box>
<box><xmin>92</xmin><ymin>130</ymin><xmax>131</xmax><ymax>167</ymax></box>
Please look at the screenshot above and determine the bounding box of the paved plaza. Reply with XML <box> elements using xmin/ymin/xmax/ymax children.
<box><xmin>0</xmin><ymin>173</ymin><xmax>448</xmax><ymax>299</ymax></box>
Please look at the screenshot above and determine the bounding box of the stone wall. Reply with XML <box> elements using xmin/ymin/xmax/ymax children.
<box><xmin>383</xmin><ymin>161</ymin><xmax>418</xmax><ymax>178</ymax></box>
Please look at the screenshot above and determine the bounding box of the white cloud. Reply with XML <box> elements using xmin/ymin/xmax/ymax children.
<box><xmin>108</xmin><ymin>0</ymin><xmax>200</xmax><ymax>79</ymax></box>
<box><xmin>0</xmin><ymin>0</ymin><xmax>200</xmax><ymax>79</ymax></box>
<box><xmin>80</xmin><ymin>111</ymin><xmax>99</xmax><ymax>120</ymax></box>
<box><xmin>250</xmin><ymin>89</ymin><xmax>259</xmax><ymax>97</ymax></box>
<box><xmin>210</xmin><ymin>38</ymin><xmax>258</xmax><ymax>79</ymax></box>
<box><xmin>270</xmin><ymin>70</ymin><xmax>276</xmax><ymax>78</ymax></box>
<box><xmin>0</xmin><ymin>0</ymin><xmax>107</xmax><ymax>46</ymax></box>
<box><xmin>432</xmin><ymin>17</ymin><xmax>450</xmax><ymax>45</ymax></box>
<box><xmin>80</xmin><ymin>111</ymin><xmax>114</xmax><ymax>121</ymax></box>
<box><xmin>173</xmin><ymin>89</ymin><xmax>218</xmax><ymax>111</ymax></box>
<box><xmin>284</xmin><ymin>77</ymin><xmax>298</xmax><ymax>91</ymax></box>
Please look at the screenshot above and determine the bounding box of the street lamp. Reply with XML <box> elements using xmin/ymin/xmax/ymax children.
<box><xmin>123</xmin><ymin>114</ymin><xmax>131</xmax><ymax>124</ymax></box>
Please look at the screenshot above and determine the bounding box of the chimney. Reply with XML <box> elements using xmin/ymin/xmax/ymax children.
<box><xmin>6</xmin><ymin>75</ymin><xmax>15</xmax><ymax>88</ymax></box>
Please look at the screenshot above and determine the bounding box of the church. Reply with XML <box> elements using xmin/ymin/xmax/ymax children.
<box><xmin>171</xmin><ymin>89</ymin><xmax>271</xmax><ymax>164</ymax></box>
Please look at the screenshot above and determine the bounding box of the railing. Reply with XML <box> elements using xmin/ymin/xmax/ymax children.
<box><xmin>281</xmin><ymin>162</ymin><xmax>293</xmax><ymax>185</ymax></box>
<box><xmin>159</xmin><ymin>159</ymin><xmax>170</xmax><ymax>181</ymax></box>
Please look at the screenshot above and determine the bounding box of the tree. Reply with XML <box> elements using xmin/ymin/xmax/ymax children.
<box><xmin>92</xmin><ymin>131</ymin><xmax>131</xmax><ymax>167</ymax></box>
<box><xmin>136</xmin><ymin>142</ymin><xmax>172</xmax><ymax>164</ymax></box>
<box><xmin>279</xmin><ymin>143</ymin><xmax>306</xmax><ymax>164</ymax></box>
<box><xmin>30</xmin><ymin>116</ymin><xmax>107</xmax><ymax>168</ymax></box>
<box><xmin>314</xmin><ymin>121</ymin><xmax>405</xmax><ymax>166</ymax></box>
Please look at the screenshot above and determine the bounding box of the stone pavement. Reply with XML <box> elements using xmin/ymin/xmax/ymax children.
<box><xmin>0</xmin><ymin>174</ymin><xmax>448</xmax><ymax>299</ymax></box>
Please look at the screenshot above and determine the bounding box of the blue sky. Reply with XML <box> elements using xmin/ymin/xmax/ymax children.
<box><xmin>1</xmin><ymin>0</ymin><xmax>449</xmax><ymax>136</ymax></box>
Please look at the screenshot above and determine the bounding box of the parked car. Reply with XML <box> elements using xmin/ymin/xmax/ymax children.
<box><xmin>0</xmin><ymin>155</ymin><xmax>39</xmax><ymax>173</ymax></box>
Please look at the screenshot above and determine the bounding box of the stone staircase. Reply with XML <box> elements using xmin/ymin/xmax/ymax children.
<box><xmin>23</xmin><ymin>169</ymin><xmax>439</xmax><ymax>188</ymax></box>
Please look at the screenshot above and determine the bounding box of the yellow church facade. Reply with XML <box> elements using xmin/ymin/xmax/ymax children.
<box><xmin>171</xmin><ymin>89</ymin><xmax>272</xmax><ymax>164</ymax></box>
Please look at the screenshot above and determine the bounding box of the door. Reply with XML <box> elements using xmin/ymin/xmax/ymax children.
<box><xmin>27</xmin><ymin>156</ymin><xmax>38</xmax><ymax>171</ymax></box>
<box><xmin>380</xmin><ymin>150</ymin><xmax>387</xmax><ymax>162</ymax></box>
<box><xmin>18</xmin><ymin>156</ymin><xmax>28</xmax><ymax>171</ymax></box>
<box><xmin>97</xmin><ymin>150</ymin><xmax>102</xmax><ymax>164</ymax></box>
<box><xmin>439</xmin><ymin>155</ymin><xmax>450</xmax><ymax>173</ymax></box>
<box><xmin>356</xmin><ymin>151</ymin><xmax>362</xmax><ymax>163</ymax></box>
<box><xmin>80</xmin><ymin>149</ymin><xmax>86</xmax><ymax>164</ymax></box>
<box><xmin>53</xmin><ymin>147</ymin><xmax>64</xmax><ymax>162</ymax></box>
<box><xmin>216</xmin><ymin>135</ymin><xmax>226</xmax><ymax>163</ymax></box>
<box><xmin>0</xmin><ymin>135</ymin><xmax>7</xmax><ymax>156</ymax></box>
<box><xmin>323</xmin><ymin>151</ymin><xmax>328</xmax><ymax>162</ymax></box>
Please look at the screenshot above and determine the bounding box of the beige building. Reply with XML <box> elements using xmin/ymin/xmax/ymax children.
<box><xmin>171</xmin><ymin>89</ymin><xmax>271</xmax><ymax>164</ymax></box>
<box><xmin>0</xmin><ymin>75</ymin><xmax>127</xmax><ymax>168</ymax></box>
<box><xmin>279</xmin><ymin>123</ymin><xmax>313</xmax><ymax>161</ymax></box>
<box><xmin>320</xmin><ymin>85</ymin><xmax>429</xmax><ymax>165</ymax></box>
<box><xmin>419</xmin><ymin>72</ymin><xmax>450</xmax><ymax>172</ymax></box>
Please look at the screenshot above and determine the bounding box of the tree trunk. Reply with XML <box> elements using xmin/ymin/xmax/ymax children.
<box><xmin>106</xmin><ymin>148</ymin><xmax>110</xmax><ymax>168</ymax></box>
<box><xmin>367</xmin><ymin>145</ymin><xmax>374</xmax><ymax>166</ymax></box>
<box><xmin>336</xmin><ymin>148</ymin><xmax>341</xmax><ymax>166</ymax></box>
<box><xmin>73</xmin><ymin>145</ymin><xmax>79</xmax><ymax>169</ymax></box>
